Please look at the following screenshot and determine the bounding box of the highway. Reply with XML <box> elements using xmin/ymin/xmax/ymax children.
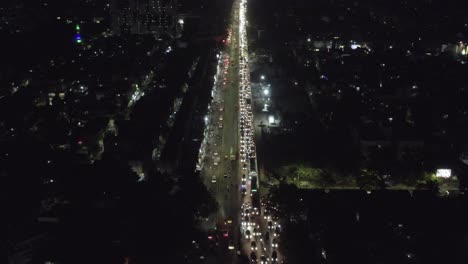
<box><xmin>199</xmin><ymin>0</ymin><xmax>284</xmax><ymax>263</ymax></box>
<box><xmin>199</xmin><ymin>2</ymin><xmax>242</xmax><ymax>262</ymax></box>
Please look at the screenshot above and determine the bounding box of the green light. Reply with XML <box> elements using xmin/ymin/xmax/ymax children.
<box><xmin>75</xmin><ymin>25</ymin><xmax>80</xmax><ymax>31</ymax></box>
<box><xmin>76</xmin><ymin>39</ymin><xmax>82</xmax><ymax>44</ymax></box>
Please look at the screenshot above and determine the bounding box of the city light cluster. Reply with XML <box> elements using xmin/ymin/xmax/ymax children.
<box><xmin>196</xmin><ymin>52</ymin><xmax>226</xmax><ymax>171</ymax></box>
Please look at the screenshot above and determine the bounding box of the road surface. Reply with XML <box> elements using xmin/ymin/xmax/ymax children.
<box><xmin>200</xmin><ymin>0</ymin><xmax>285</xmax><ymax>263</ymax></box>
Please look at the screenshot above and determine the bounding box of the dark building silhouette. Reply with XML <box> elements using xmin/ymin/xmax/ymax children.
<box><xmin>110</xmin><ymin>0</ymin><xmax>177</xmax><ymax>36</ymax></box>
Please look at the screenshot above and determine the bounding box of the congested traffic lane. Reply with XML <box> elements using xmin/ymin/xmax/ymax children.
<box><xmin>236</xmin><ymin>0</ymin><xmax>284</xmax><ymax>262</ymax></box>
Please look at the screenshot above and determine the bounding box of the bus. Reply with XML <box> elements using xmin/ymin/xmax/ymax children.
<box><xmin>251</xmin><ymin>176</ymin><xmax>257</xmax><ymax>193</ymax></box>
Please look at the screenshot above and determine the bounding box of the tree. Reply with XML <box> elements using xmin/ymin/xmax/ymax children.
<box><xmin>356</xmin><ymin>169</ymin><xmax>381</xmax><ymax>189</ymax></box>
<box><xmin>318</xmin><ymin>168</ymin><xmax>336</xmax><ymax>187</ymax></box>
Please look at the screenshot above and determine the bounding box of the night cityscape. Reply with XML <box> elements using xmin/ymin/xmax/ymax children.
<box><xmin>3</xmin><ymin>0</ymin><xmax>468</xmax><ymax>263</ymax></box>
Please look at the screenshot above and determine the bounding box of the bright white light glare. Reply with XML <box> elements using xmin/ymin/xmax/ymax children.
<box><xmin>263</xmin><ymin>89</ymin><xmax>269</xmax><ymax>95</ymax></box>
<box><xmin>261</xmin><ymin>75</ymin><xmax>265</xmax><ymax>80</ymax></box>
<box><xmin>268</xmin><ymin>116</ymin><xmax>275</xmax><ymax>124</ymax></box>
<box><xmin>178</xmin><ymin>18</ymin><xmax>184</xmax><ymax>25</ymax></box>
<box><xmin>351</xmin><ymin>44</ymin><xmax>360</xmax><ymax>50</ymax></box>
<box><xmin>436</xmin><ymin>169</ymin><xmax>451</xmax><ymax>178</ymax></box>
<box><xmin>307</xmin><ymin>38</ymin><xmax>311</xmax><ymax>42</ymax></box>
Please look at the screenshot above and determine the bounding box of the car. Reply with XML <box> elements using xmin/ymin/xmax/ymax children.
<box><xmin>272</xmin><ymin>238</ymin><xmax>278</xmax><ymax>248</ymax></box>
<box><xmin>260</xmin><ymin>240</ymin><xmax>267</xmax><ymax>251</ymax></box>
<box><xmin>272</xmin><ymin>214</ymin><xmax>280</xmax><ymax>221</ymax></box>
<box><xmin>268</xmin><ymin>221</ymin><xmax>273</xmax><ymax>229</ymax></box>
<box><xmin>207</xmin><ymin>229</ymin><xmax>217</xmax><ymax>241</ymax></box>
<box><xmin>241</xmin><ymin>208</ymin><xmax>248</xmax><ymax>217</ymax></box>
<box><xmin>244</xmin><ymin>208</ymin><xmax>250</xmax><ymax>216</ymax></box>
<box><xmin>271</xmin><ymin>251</ymin><xmax>278</xmax><ymax>262</ymax></box>
<box><xmin>253</xmin><ymin>227</ymin><xmax>260</xmax><ymax>237</ymax></box>
<box><xmin>241</xmin><ymin>187</ymin><xmax>247</xmax><ymax>196</ymax></box>
<box><xmin>219</xmin><ymin>124</ymin><xmax>223</xmax><ymax>129</ymax></box>
<box><xmin>245</xmin><ymin>229</ymin><xmax>251</xmax><ymax>239</ymax></box>
<box><xmin>251</xmin><ymin>241</ymin><xmax>257</xmax><ymax>251</ymax></box>
<box><xmin>219</xmin><ymin>117</ymin><xmax>223</xmax><ymax>121</ymax></box>
<box><xmin>228</xmin><ymin>240</ymin><xmax>235</xmax><ymax>250</ymax></box>
<box><xmin>242</xmin><ymin>215</ymin><xmax>249</xmax><ymax>226</ymax></box>
<box><xmin>260</xmin><ymin>255</ymin><xmax>267</xmax><ymax>264</ymax></box>
<box><xmin>264</xmin><ymin>232</ymin><xmax>270</xmax><ymax>242</ymax></box>
<box><xmin>250</xmin><ymin>252</ymin><xmax>257</xmax><ymax>263</ymax></box>
<box><xmin>224</xmin><ymin>173</ymin><xmax>228</xmax><ymax>178</ymax></box>
<box><xmin>211</xmin><ymin>176</ymin><xmax>216</xmax><ymax>183</ymax></box>
<box><xmin>274</xmin><ymin>226</ymin><xmax>281</xmax><ymax>237</ymax></box>
<box><xmin>241</xmin><ymin>179</ymin><xmax>247</xmax><ymax>187</ymax></box>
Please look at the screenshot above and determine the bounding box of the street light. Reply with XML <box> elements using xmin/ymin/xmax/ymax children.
<box><xmin>268</xmin><ymin>116</ymin><xmax>275</xmax><ymax>124</ymax></box>
<box><xmin>263</xmin><ymin>89</ymin><xmax>269</xmax><ymax>96</ymax></box>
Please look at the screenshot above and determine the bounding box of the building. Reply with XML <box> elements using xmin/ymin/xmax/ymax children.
<box><xmin>110</xmin><ymin>0</ymin><xmax>177</xmax><ymax>37</ymax></box>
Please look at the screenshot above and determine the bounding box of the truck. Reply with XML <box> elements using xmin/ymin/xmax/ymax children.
<box><xmin>249</xmin><ymin>157</ymin><xmax>257</xmax><ymax>179</ymax></box>
<box><xmin>249</xmin><ymin>157</ymin><xmax>256</xmax><ymax>172</ymax></box>
<box><xmin>214</xmin><ymin>156</ymin><xmax>221</xmax><ymax>166</ymax></box>
<box><xmin>252</xmin><ymin>192</ymin><xmax>260</xmax><ymax>215</ymax></box>
<box><xmin>230</xmin><ymin>147</ymin><xmax>237</xmax><ymax>160</ymax></box>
